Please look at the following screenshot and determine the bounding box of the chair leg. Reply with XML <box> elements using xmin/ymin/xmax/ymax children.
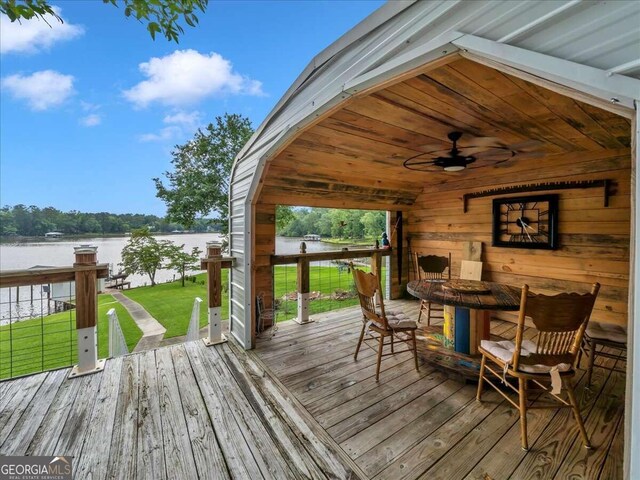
<box><xmin>476</xmin><ymin>355</ymin><xmax>487</xmax><ymax>402</ymax></box>
<box><xmin>411</xmin><ymin>330</ymin><xmax>419</xmax><ymax>372</ymax></box>
<box><xmin>417</xmin><ymin>300</ymin><xmax>424</xmax><ymax>323</ymax></box>
<box><xmin>375</xmin><ymin>335</ymin><xmax>384</xmax><ymax>382</ymax></box>
<box><xmin>566</xmin><ymin>378</ymin><xmax>592</xmax><ymax>449</ymax></box>
<box><xmin>587</xmin><ymin>339</ymin><xmax>597</xmax><ymax>387</ymax></box>
<box><xmin>426</xmin><ymin>300</ymin><xmax>432</xmax><ymax>326</ymax></box>
<box><xmin>354</xmin><ymin>321</ymin><xmax>366</xmax><ymax>360</ymax></box>
<box><xmin>518</xmin><ymin>377</ymin><xmax>529</xmax><ymax>451</ymax></box>
<box><xmin>390</xmin><ymin>333</ymin><xmax>394</xmax><ymax>354</ymax></box>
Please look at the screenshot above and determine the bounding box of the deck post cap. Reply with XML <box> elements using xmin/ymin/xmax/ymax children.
<box><xmin>74</xmin><ymin>245</ymin><xmax>98</xmax><ymax>254</ymax></box>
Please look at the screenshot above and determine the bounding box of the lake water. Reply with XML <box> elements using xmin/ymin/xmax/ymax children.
<box><xmin>0</xmin><ymin>234</ymin><xmax>367</xmax><ymax>322</ymax></box>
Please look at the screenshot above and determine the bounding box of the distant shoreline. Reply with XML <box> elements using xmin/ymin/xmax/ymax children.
<box><xmin>0</xmin><ymin>231</ymin><xmax>219</xmax><ymax>244</ymax></box>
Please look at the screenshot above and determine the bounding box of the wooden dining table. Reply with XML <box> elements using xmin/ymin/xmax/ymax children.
<box><xmin>406</xmin><ymin>278</ymin><xmax>521</xmax><ymax>380</ymax></box>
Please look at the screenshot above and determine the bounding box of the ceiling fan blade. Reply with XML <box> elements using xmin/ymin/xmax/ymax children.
<box><xmin>473</xmin><ymin>149</ymin><xmax>517</xmax><ymax>161</ymax></box>
<box><xmin>509</xmin><ymin>139</ymin><xmax>546</xmax><ymax>151</ymax></box>
<box><xmin>513</xmin><ymin>151</ymin><xmax>546</xmax><ymax>159</ymax></box>
<box><xmin>416</xmin><ymin>142</ymin><xmax>451</xmax><ymax>152</ymax></box>
<box><xmin>457</xmin><ymin>136</ymin><xmax>505</xmax><ymax>148</ymax></box>
<box><xmin>406</xmin><ymin>159</ymin><xmax>438</xmax><ymax>166</ymax></box>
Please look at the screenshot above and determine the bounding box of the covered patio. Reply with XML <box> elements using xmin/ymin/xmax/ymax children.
<box><xmin>227</xmin><ymin>1</ymin><xmax>638</xmax><ymax>477</ymax></box>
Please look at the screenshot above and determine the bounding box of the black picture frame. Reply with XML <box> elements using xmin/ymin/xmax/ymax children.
<box><xmin>492</xmin><ymin>194</ymin><xmax>559</xmax><ymax>250</ymax></box>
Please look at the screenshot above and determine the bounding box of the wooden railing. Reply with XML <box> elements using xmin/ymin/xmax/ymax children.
<box><xmin>0</xmin><ymin>246</ymin><xmax>109</xmax><ymax>379</ymax></box>
<box><xmin>199</xmin><ymin>241</ymin><xmax>234</xmax><ymax>346</ymax></box>
<box><xmin>270</xmin><ymin>246</ymin><xmax>391</xmax><ymax>324</ymax></box>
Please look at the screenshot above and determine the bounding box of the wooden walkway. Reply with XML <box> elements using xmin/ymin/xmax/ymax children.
<box><xmin>255</xmin><ymin>300</ymin><xmax>625</xmax><ymax>480</ymax></box>
<box><xmin>0</xmin><ymin>341</ymin><xmax>361</xmax><ymax>479</ymax></box>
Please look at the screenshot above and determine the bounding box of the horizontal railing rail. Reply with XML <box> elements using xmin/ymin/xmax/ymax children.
<box><xmin>0</xmin><ymin>264</ymin><xmax>109</xmax><ymax>288</ymax></box>
<box><xmin>270</xmin><ymin>246</ymin><xmax>390</xmax><ymax>325</ymax></box>
<box><xmin>270</xmin><ymin>247</ymin><xmax>391</xmax><ymax>265</ymax></box>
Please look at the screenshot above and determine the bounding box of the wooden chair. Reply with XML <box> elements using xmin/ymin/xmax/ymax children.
<box><xmin>580</xmin><ymin>321</ymin><xmax>627</xmax><ymax>386</ymax></box>
<box><xmin>256</xmin><ymin>292</ymin><xmax>278</xmax><ymax>339</ymax></box>
<box><xmin>477</xmin><ymin>283</ymin><xmax>600</xmax><ymax>451</ymax></box>
<box><xmin>414</xmin><ymin>253</ymin><xmax>451</xmax><ymax>325</ymax></box>
<box><xmin>351</xmin><ymin>264</ymin><xmax>419</xmax><ymax>381</ymax></box>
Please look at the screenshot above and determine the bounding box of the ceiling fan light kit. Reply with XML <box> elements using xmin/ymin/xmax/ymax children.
<box><xmin>403</xmin><ymin>131</ymin><xmax>517</xmax><ymax>173</ymax></box>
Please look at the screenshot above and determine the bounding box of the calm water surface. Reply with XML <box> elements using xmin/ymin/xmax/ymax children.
<box><xmin>0</xmin><ymin>234</ymin><xmax>366</xmax><ymax>322</ymax></box>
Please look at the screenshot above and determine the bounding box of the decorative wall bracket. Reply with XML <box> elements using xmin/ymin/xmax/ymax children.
<box><xmin>462</xmin><ymin>179</ymin><xmax>614</xmax><ymax>213</ymax></box>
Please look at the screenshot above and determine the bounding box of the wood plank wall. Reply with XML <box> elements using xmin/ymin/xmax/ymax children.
<box><xmin>254</xmin><ymin>203</ymin><xmax>276</xmax><ymax>330</ymax></box>
<box><xmin>409</xmin><ymin>149</ymin><xmax>631</xmax><ymax>326</ymax></box>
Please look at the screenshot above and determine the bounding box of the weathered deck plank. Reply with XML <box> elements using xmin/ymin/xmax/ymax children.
<box><xmin>136</xmin><ymin>350</ymin><xmax>167</xmax><ymax>480</ymax></box>
<box><xmin>0</xmin><ymin>300</ymin><xmax>624</xmax><ymax>480</ymax></box>
<box><xmin>107</xmin><ymin>354</ymin><xmax>139</xmax><ymax>480</ymax></box>
<box><xmin>0</xmin><ymin>369</ymin><xmax>66</xmax><ymax>455</ymax></box>
<box><xmin>255</xmin><ymin>300</ymin><xmax>625</xmax><ymax>480</ymax></box>
<box><xmin>155</xmin><ymin>347</ymin><xmax>199</xmax><ymax>480</ymax></box>
<box><xmin>171</xmin><ymin>345</ymin><xmax>230</xmax><ymax>480</ymax></box>
<box><xmin>0</xmin><ymin>373</ymin><xmax>46</xmax><ymax>445</ymax></box>
<box><xmin>75</xmin><ymin>356</ymin><xmax>123</xmax><ymax>480</ymax></box>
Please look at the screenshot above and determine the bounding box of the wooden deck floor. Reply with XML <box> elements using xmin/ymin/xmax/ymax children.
<box><xmin>255</xmin><ymin>299</ymin><xmax>625</xmax><ymax>480</ymax></box>
<box><xmin>0</xmin><ymin>340</ymin><xmax>360</xmax><ymax>479</ymax></box>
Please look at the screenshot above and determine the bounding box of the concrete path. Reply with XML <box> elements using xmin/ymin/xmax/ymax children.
<box><xmin>110</xmin><ymin>291</ymin><xmax>166</xmax><ymax>352</ymax></box>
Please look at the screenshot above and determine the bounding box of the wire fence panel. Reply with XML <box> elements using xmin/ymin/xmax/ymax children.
<box><xmin>186</xmin><ymin>297</ymin><xmax>203</xmax><ymax>342</ymax></box>
<box><xmin>108</xmin><ymin>308</ymin><xmax>129</xmax><ymax>358</ymax></box>
<box><xmin>272</xmin><ymin>257</ymin><xmax>386</xmax><ymax>322</ymax></box>
<box><xmin>0</xmin><ymin>282</ymin><xmax>77</xmax><ymax>380</ymax></box>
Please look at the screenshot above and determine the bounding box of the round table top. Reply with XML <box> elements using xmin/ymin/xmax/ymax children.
<box><xmin>406</xmin><ymin>279</ymin><xmax>521</xmax><ymax>311</ymax></box>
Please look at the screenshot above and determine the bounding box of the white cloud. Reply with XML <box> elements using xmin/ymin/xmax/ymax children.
<box><xmin>2</xmin><ymin>70</ymin><xmax>75</xmax><ymax>110</ymax></box>
<box><xmin>0</xmin><ymin>7</ymin><xmax>84</xmax><ymax>54</ymax></box>
<box><xmin>80</xmin><ymin>114</ymin><xmax>101</xmax><ymax>127</ymax></box>
<box><xmin>139</xmin><ymin>126</ymin><xmax>182</xmax><ymax>142</ymax></box>
<box><xmin>123</xmin><ymin>49</ymin><xmax>264</xmax><ymax>108</ymax></box>
<box><xmin>163</xmin><ymin>110</ymin><xmax>202</xmax><ymax>128</ymax></box>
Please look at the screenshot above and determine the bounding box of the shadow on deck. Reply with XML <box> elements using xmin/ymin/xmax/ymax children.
<box><xmin>255</xmin><ymin>299</ymin><xmax>625</xmax><ymax>480</ymax></box>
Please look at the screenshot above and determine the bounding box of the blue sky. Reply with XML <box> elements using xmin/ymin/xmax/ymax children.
<box><xmin>0</xmin><ymin>0</ymin><xmax>384</xmax><ymax>216</ymax></box>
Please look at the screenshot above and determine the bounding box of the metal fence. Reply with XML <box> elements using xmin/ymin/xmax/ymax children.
<box><xmin>272</xmin><ymin>257</ymin><xmax>386</xmax><ymax>322</ymax></box>
<box><xmin>0</xmin><ymin>282</ymin><xmax>77</xmax><ymax>380</ymax></box>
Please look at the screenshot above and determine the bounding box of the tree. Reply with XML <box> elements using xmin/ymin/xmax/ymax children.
<box><xmin>275</xmin><ymin>205</ymin><xmax>295</xmax><ymax>232</ymax></box>
<box><xmin>120</xmin><ymin>228</ymin><xmax>172</xmax><ymax>286</ymax></box>
<box><xmin>0</xmin><ymin>0</ymin><xmax>208</xmax><ymax>42</ymax></box>
<box><xmin>154</xmin><ymin>113</ymin><xmax>254</xmax><ymax>233</ymax></box>
<box><xmin>166</xmin><ymin>244</ymin><xmax>202</xmax><ymax>287</ymax></box>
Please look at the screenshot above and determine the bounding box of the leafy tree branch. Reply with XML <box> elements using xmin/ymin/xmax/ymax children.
<box><xmin>0</xmin><ymin>0</ymin><xmax>208</xmax><ymax>42</ymax></box>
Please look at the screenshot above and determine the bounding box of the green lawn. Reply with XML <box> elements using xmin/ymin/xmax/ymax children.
<box><xmin>122</xmin><ymin>271</ymin><xmax>229</xmax><ymax>339</ymax></box>
<box><xmin>120</xmin><ymin>263</ymin><xmax>382</xmax><ymax>337</ymax></box>
<box><xmin>0</xmin><ymin>294</ymin><xmax>141</xmax><ymax>380</ymax></box>
<box><xmin>273</xmin><ymin>263</ymin><xmax>386</xmax><ymax>321</ymax></box>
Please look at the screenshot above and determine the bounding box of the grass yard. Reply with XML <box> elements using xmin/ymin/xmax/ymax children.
<box><xmin>0</xmin><ymin>294</ymin><xmax>141</xmax><ymax>380</ymax></box>
<box><xmin>122</xmin><ymin>271</ymin><xmax>229</xmax><ymax>339</ymax></box>
<box><xmin>273</xmin><ymin>263</ymin><xmax>386</xmax><ymax>321</ymax></box>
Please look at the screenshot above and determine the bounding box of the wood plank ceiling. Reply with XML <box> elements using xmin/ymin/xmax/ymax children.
<box><xmin>258</xmin><ymin>57</ymin><xmax>631</xmax><ymax>209</ymax></box>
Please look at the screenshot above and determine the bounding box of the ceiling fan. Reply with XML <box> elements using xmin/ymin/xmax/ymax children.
<box><xmin>403</xmin><ymin>131</ymin><xmax>522</xmax><ymax>173</ymax></box>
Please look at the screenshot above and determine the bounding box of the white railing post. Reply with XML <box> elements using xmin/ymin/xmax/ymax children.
<box><xmin>203</xmin><ymin>242</ymin><xmax>227</xmax><ymax>346</ymax></box>
<box><xmin>187</xmin><ymin>297</ymin><xmax>203</xmax><ymax>342</ymax></box>
<box><xmin>108</xmin><ymin>308</ymin><xmax>129</xmax><ymax>357</ymax></box>
<box><xmin>70</xmin><ymin>245</ymin><xmax>105</xmax><ymax>378</ymax></box>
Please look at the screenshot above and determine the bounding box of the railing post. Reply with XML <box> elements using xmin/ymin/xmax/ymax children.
<box><xmin>371</xmin><ymin>250</ymin><xmax>383</xmax><ymax>305</ymax></box>
<box><xmin>70</xmin><ymin>245</ymin><xmax>105</xmax><ymax>378</ymax></box>
<box><xmin>295</xmin><ymin>257</ymin><xmax>312</xmax><ymax>325</ymax></box>
<box><xmin>203</xmin><ymin>241</ymin><xmax>227</xmax><ymax>346</ymax></box>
